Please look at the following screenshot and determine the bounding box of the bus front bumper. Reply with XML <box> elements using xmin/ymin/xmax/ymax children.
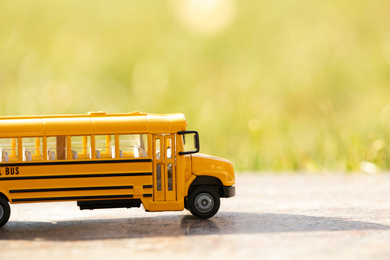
<box><xmin>222</xmin><ymin>186</ymin><xmax>235</xmax><ymax>198</ymax></box>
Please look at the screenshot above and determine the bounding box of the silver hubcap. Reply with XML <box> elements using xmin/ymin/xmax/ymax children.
<box><xmin>195</xmin><ymin>193</ymin><xmax>214</xmax><ymax>213</ymax></box>
<box><xmin>0</xmin><ymin>205</ymin><xmax>3</xmax><ymax>220</ymax></box>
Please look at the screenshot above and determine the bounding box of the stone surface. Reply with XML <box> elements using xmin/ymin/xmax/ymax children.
<box><xmin>1</xmin><ymin>173</ymin><xmax>390</xmax><ymax>259</ymax></box>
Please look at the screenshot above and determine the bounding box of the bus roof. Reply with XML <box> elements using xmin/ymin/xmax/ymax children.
<box><xmin>0</xmin><ymin>112</ymin><xmax>187</xmax><ymax>137</ymax></box>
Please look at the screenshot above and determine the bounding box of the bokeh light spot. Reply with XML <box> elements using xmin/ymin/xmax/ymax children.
<box><xmin>170</xmin><ymin>0</ymin><xmax>236</xmax><ymax>34</ymax></box>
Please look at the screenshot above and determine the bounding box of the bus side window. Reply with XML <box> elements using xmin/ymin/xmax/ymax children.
<box><xmin>119</xmin><ymin>134</ymin><xmax>148</xmax><ymax>158</ymax></box>
<box><xmin>47</xmin><ymin>136</ymin><xmax>67</xmax><ymax>160</ymax></box>
<box><xmin>95</xmin><ymin>135</ymin><xmax>115</xmax><ymax>159</ymax></box>
<box><xmin>140</xmin><ymin>134</ymin><xmax>148</xmax><ymax>157</ymax></box>
<box><xmin>22</xmin><ymin>137</ymin><xmax>43</xmax><ymax>161</ymax></box>
<box><xmin>71</xmin><ymin>136</ymin><xmax>90</xmax><ymax>160</ymax></box>
<box><xmin>0</xmin><ymin>138</ymin><xmax>18</xmax><ymax>162</ymax></box>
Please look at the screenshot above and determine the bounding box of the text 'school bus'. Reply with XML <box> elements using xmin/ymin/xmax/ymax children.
<box><xmin>0</xmin><ymin>112</ymin><xmax>235</xmax><ymax>227</ymax></box>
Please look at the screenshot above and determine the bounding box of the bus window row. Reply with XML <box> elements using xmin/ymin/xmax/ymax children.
<box><xmin>0</xmin><ymin>134</ymin><xmax>149</xmax><ymax>162</ymax></box>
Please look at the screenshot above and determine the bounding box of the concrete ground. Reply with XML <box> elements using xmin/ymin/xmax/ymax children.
<box><xmin>1</xmin><ymin>173</ymin><xmax>390</xmax><ymax>260</ymax></box>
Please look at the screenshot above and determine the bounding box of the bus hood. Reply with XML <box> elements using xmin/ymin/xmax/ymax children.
<box><xmin>191</xmin><ymin>153</ymin><xmax>235</xmax><ymax>186</ymax></box>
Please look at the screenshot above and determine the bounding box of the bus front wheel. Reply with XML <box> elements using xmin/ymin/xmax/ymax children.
<box><xmin>188</xmin><ymin>186</ymin><xmax>220</xmax><ymax>219</ymax></box>
<box><xmin>0</xmin><ymin>196</ymin><xmax>10</xmax><ymax>227</ymax></box>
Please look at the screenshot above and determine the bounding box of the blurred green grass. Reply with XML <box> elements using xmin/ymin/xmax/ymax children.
<box><xmin>0</xmin><ymin>0</ymin><xmax>390</xmax><ymax>172</ymax></box>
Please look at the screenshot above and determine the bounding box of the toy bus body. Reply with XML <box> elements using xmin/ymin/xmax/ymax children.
<box><xmin>0</xmin><ymin>112</ymin><xmax>235</xmax><ymax>226</ymax></box>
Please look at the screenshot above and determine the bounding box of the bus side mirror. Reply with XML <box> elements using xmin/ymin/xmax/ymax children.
<box><xmin>177</xmin><ymin>131</ymin><xmax>200</xmax><ymax>155</ymax></box>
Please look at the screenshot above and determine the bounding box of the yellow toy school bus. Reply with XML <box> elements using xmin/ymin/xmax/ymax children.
<box><xmin>0</xmin><ymin>112</ymin><xmax>235</xmax><ymax>227</ymax></box>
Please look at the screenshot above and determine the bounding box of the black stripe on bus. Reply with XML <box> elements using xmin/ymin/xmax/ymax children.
<box><xmin>12</xmin><ymin>194</ymin><xmax>134</xmax><ymax>203</ymax></box>
<box><xmin>143</xmin><ymin>185</ymin><xmax>153</xmax><ymax>189</ymax></box>
<box><xmin>0</xmin><ymin>172</ymin><xmax>152</xmax><ymax>181</ymax></box>
<box><xmin>0</xmin><ymin>158</ymin><xmax>152</xmax><ymax>167</ymax></box>
<box><xmin>9</xmin><ymin>185</ymin><xmax>134</xmax><ymax>193</ymax></box>
<box><xmin>143</xmin><ymin>194</ymin><xmax>153</xmax><ymax>198</ymax></box>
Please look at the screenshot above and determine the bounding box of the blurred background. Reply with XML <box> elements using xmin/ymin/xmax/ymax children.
<box><xmin>0</xmin><ymin>0</ymin><xmax>389</xmax><ymax>172</ymax></box>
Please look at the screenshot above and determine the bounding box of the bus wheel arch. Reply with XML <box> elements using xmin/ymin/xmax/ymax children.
<box><xmin>0</xmin><ymin>194</ymin><xmax>11</xmax><ymax>227</ymax></box>
<box><xmin>187</xmin><ymin>176</ymin><xmax>223</xmax><ymax>196</ymax></box>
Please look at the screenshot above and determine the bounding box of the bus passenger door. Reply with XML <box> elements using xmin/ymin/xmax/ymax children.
<box><xmin>153</xmin><ymin>134</ymin><xmax>176</xmax><ymax>202</ymax></box>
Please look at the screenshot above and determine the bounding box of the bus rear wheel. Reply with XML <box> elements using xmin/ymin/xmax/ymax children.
<box><xmin>0</xmin><ymin>196</ymin><xmax>10</xmax><ymax>227</ymax></box>
<box><xmin>188</xmin><ymin>186</ymin><xmax>220</xmax><ymax>219</ymax></box>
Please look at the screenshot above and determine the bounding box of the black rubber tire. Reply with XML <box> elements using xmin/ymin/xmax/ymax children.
<box><xmin>0</xmin><ymin>196</ymin><xmax>10</xmax><ymax>227</ymax></box>
<box><xmin>187</xmin><ymin>186</ymin><xmax>220</xmax><ymax>219</ymax></box>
